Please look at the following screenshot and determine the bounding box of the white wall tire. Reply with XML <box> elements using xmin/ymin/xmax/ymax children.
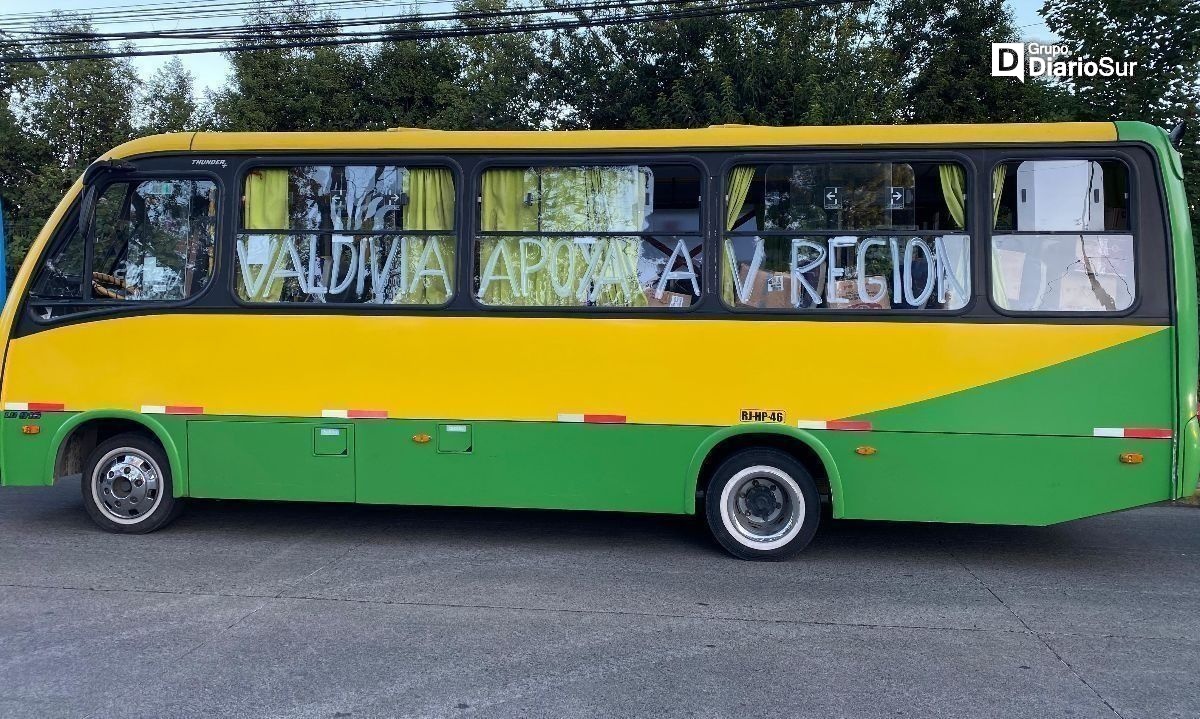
<box><xmin>81</xmin><ymin>432</ymin><xmax>181</xmax><ymax>534</ymax></box>
<box><xmin>704</xmin><ymin>449</ymin><xmax>820</xmax><ymax>560</ymax></box>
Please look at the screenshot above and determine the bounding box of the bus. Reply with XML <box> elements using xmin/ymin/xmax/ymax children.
<box><xmin>1</xmin><ymin>122</ymin><xmax>1194</xmax><ymax>560</ymax></box>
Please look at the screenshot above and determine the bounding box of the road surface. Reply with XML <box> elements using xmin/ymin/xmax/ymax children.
<box><xmin>1</xmin><ymin>481</ymin><xmax>1197</xmax><ymax>718</ymax></box>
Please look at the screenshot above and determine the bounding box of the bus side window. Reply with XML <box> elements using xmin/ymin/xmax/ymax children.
<box><xmin>990</xmin><ymin>160</ymin><xmax>1134</xmax><ymax>313</ymax></box>
<box><xmin>473</xmin><ymin>163</ymin><xmax>703</xmax><ymax>309</ymax></box>
<box><xmin>721</xmin><ymin>161</ymin><xmax>970</xmax><ymax>312</ymax></box>
<box><xmin>89</xmin><ymin>179</ymin><xmax>218</xmax><ymax>302</ymax></box>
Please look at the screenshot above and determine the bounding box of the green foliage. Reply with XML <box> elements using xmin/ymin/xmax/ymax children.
<box><xmin>886</xmin><ymin>0</ymin><xmax>1077</xmax><ymax>123</ymax></box>
<box><xmin>210</xmin><ymin>5</ymin><xmax>373</xmax><ymax>131</ymax></box>
<box><xmin>13</xmin><ymin>16</ymin><xmax>140</xmax><ymax>169</ymax></box>
<box><xmin>546</xmin><ymin>4</ymin><xmax>902</xmax><ymax>129</ymax></box>
<box><xmin>1</xmin><ymin>15</ymin><xmax>145</xmax><ymax>282</ymax></box>
<box><xmin>1042</xmin><ymin>0</ymin><xmax>1200</xmax><ymax>259</ymax></box>
<box><xmin>140</xmin><ymin>58</ymin><xmax>200</xmax><ymax>134</ymax></box>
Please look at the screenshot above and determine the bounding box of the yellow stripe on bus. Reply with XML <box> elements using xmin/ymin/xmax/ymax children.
<box><xmin>96</xmin><ymin>123</ymin><xmax>1119</xmax><ymax>159</ymax></box>
<box><xmin>1</xmin><ymin>314</ymin><xmax>1161</xmax><ymax>425</ymax></box>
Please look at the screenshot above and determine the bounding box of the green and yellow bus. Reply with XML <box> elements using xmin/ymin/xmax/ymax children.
<box><xmin>2</xmin><ymin>121</ymin><xmax>1194</xmax><ymax>559</ymax></box>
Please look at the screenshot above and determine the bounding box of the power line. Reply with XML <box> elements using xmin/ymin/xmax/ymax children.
<box><xmin>0</xmin><ymin>0</ymin><xmax>452</xmax><ymax>32</ymax></box>
<box><xmin>0</xmin><ymin>0</ymin><xmax>432</xmax><ymax>25</ymax></box>
<box><xmin>5</xmin><ymin>0</ymin><xmax>872</xmax><ymax>61</ymax></box>
<box><xmin>14</xmin><ymin>0</ymin><xmax>709</xmax><ymax>43</ymax></box>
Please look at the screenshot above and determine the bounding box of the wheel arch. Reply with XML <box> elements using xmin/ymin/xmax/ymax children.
<box><xmin>686</xmin><ymin>425</ymin><xmax>843</xmax><ymax>517</ymax></box>
<box><xmin>47</xmin><ymin>411</ymin><xmax>186</xmax><ymax>496</ymax></box>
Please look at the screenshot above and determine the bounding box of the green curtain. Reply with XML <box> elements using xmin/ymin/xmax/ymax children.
<box><xmin>398</xmin><ymin>167</ymin><xmax>455</xmax><ymax>305</ymax></box>
<box><xmin>722</xmin><ymin>166</ymin><xmax>756</xmax><ymax>306</ymax></box>
<box><xmin>243</xmin><ymin>168</ymin><xmax>290</xmax><ymax>302</ymax></box>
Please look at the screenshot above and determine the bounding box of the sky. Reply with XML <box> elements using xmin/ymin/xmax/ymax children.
<box><xmin>2</xmin><ymin>0</ymin><xmax>1058</xmax><ymax>96</ymax></box>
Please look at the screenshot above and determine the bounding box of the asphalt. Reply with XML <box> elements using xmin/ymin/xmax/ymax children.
<box><xmin>1</xmin><ymin>480</ymin><xmax>1198</xmax><ymax>719</ymax></box>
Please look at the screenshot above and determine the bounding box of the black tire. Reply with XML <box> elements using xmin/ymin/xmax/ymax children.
<box><xmin>704</xmin><ymin>448</ymin><xmax>820</xmax><ymax>560</ymax></box>
<box><xmin>81</xmin><ymin>432</ymin><xmax>182</xmax><ymax>533</ymax></box>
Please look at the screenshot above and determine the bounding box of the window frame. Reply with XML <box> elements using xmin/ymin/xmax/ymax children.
<box><xmin>27</xmin><ymin>170</ymin><xmax>224</xmax><ymax>325</ymax></box>
<box><xmin>230</xmin><ymin>156</ymin><xmax>463</xmax><ymax>310</ymax></box>
<box><xmin>986</xmin><ymin>153</ymin><xmax>1140</xmax><ymax>319</ymax></box>
<box><xmin>468</xmin><ymin>154</ymin><xmax>710</xmax><ymax>314</ymax></box>
<box><xmin>717</xmin><ymin>152</ymin><xmax>978</xmax><ymax>316</ymax></box>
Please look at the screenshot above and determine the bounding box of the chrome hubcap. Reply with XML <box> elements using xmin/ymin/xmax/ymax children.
<box><xmin>722</xmin><ymin>466</ymin><xmax>804</xmax><ymax>547</ymax></box>
<box><xmin>93</xmin><ymin>449</ymin><xmax>161</xmax><ymax>522</ymax></box>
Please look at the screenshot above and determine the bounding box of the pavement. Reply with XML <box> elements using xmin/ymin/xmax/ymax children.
<box><xmin>0</xmin><ymin>480</ymin><xmax>1197</xmax><ymax>719</ymax></box>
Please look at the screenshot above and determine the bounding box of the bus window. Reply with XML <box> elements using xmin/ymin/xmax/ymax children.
<box><xmin>235</xmin><ymin>165</ymin><xmax>455</xmax><ymax>305</ymax></box>
<box><xmin>27</xmin><ymin>224</ymin><xmax>86</xmax><ymax>319</ymax></box>
<box><xmin>88</xmin><ymin>179</ymin><xmax>217</xmax><ymax>302</ymax></box>
<box><xmin>473</xmin><ymin>164</ymin><xmax>703</xmax><ymax>308</ymax></box>
<box><xmin>991</xmin><ymin>160</ymin><xmax>1134</xmax><ymax>312</ymax></box>
<box><xmin>722</xmin><ymin>162</ymin><xmax>969</xmax><ymax>311</ymax></box>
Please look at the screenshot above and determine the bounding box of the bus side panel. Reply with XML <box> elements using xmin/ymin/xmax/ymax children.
<box><xmin>0</xmin><ymin>411</ymin><xmax>75</xmax><ymax>486</ymax></box>
<box><xmin>841</xmin><ymin>329</ymin><xmax>1175</xmax><ymax>523</ymax></box>
<box><xmin>188</xmin><ymin>419</ymin><xmax>356</xmax><ymax>503</ymax></box>
<box><xmin>826</xmin><ymin>432</ymin><xmax>1172</xmax><ymax>525</ymax></box>
<box><xmin>0</xmin><ymin>313</ymin><xmax>1174</xmax><ymax>523</ymax></box>
<box><xmin>1116</xmin><ymin>122</ymin><xmax>1198</xmax><ymax>498</ymax></box>
<box><xmin>355</xmin><ymin>420</ymin><xmax>707</xmax><ymax>513</ymax></box>
<box><xmin>856</xmin><ymin>330</ymin><xmax>1173</xmax><ymax>437</ymax></box>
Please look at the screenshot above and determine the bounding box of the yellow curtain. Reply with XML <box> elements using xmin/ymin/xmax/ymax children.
<box><xmin>722</xmin><ymin>166</ymin><xmax>756</xmax><ymax>306</ymax></box>
<box><xmin>938</xmin><ymin>165</ymin><xmax>967</xmax><ymax>230</ymax></box>
<box><xmin>398</xmin><ymin>167</ymin><xmax>455</xmax><ymax>305</ymax></box>
<box><xmin>991</xmin><ymin>164</ymin><xmax>1008</xmax><ymax>225</ymax></box>
<box><xmin>527</xmin><ymin>167</ymin><xmax>580</xmax><ymax>306</ymax></box>
<box><xmin>243</xmin><ymin>168</ymin><xmax>289</xmax><ymax>301</ymax></box>
<box><xmin>480</xmin><ymin>166</ymin><xmax>647</xmax><ymax>307</ymax></box>
<box><xmin>990</xmin><ymin>164</ymin><xmax>1010</xmax><ymax>306</ymax></box>
<box><xmin>938</xmin><ymin>164</ymin><xmax>1013</xmax><ymax>306</ymax></box>
<box><xmin>479</xmin><ymin>169</ymin><xmax>538</xmax><ymax>306</ymax></box>
<box><xmin>245</xmin><ymin>168</ymin><xmax>288</xmax><ymax>230</ymax></box>
<box><xmin>591</xmin><ymin>167</ymin><xmax>647</xmax><ymax>307</ymax></box>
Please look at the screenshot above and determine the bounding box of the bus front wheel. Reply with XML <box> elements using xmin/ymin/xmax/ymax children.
<box><xmin>704</xmin><ymin>448</ymin><xmax>820</xmax><ymax>560</ymax></box>
<box><xmin>81</xmin><ymin>432</ymin><xmax>181</xmax><ymax>533</ymax></box>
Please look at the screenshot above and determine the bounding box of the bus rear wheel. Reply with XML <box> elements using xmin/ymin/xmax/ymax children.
<box><xmin>704</xmin><ymin>448</ymin><xmax>820</xmax><ymax>560</ymax></box>
<box><xmin>81</xmin><ymin>432</ymin><xmax>181</xmax><ymax>533</ymax></box>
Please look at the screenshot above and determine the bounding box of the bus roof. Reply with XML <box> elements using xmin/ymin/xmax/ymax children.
<box><xmin>102</xmin><ymin>122</ymin><xmax>1124</xmax><ymax>159</ymax></box>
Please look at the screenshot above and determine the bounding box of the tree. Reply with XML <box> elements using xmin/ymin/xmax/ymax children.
<box><xmin>14</xmin><ymin>15</ymin><xmax>139</xmax><ymax>169</ymax></box>
<box><xmin>210</xmin><ymin>4</ymin><xmax>373</xmax><ymax>131</ymax></box>
<box><xmin>885</xmin><ymin>0</ymin><xmax>1075</xmax><ymax>124</ymax></box>
<box><xmin>140</xmin><ymin>58</ymin><xmax>199</xmax><ymax>134</ymax></box>
<box><xmin>435</xmin><ymin>0</ymin><xmax>552</xmax><ymax>130</ymax></box>
<box><xmin>1042</xmin><ymin>0</ymin><xmax>1200</xmax><ymax>233</ymax></box>
<box><xmin>546</xmin><ymin>2</ymin><xmax>902</xmax><ymax>130</ymax></box>
<box><xmin>1</xmin><ymin>15</ymin><xmax>139</xmax><ymax>282</ymax></box>
<box><xmin>359</xmin><ymin>35</ymin><xmax>467</xmax><ymax>131</ymax></box>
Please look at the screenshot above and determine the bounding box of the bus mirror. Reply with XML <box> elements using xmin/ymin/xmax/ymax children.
<box><xmin>1169</xmin><ymin>121</ymin><xmax>1187</xmax><ymax>149</ymax></box>
<box><xmin>78</xmin><ymin>159</ymin><xmax>134</xmax><ymax>237</ymax></box>
<box><xmin>81</xmin><ymin>158</ymin><xmax>134</xmax><ymax>187</ymax></box>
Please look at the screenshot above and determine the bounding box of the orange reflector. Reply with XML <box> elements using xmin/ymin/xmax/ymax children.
<box><xmin>21</xmin><ymin>425</ymin><xmax>40</xmax><ymax>435</ymax></box>
<box><xmin>855</xmin><ymin>446</ymin><xmax>877</xmax><ymax>456</ymax></box>
<box><xmin>1119</xmin><ymin>452</ymin><xmax>1143</xmax><ymax>464</ymax></box>
<box><xmin>412</xmin><ymin>433</ymin><xmax>431</xmax><ymax>444</ymax></box>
